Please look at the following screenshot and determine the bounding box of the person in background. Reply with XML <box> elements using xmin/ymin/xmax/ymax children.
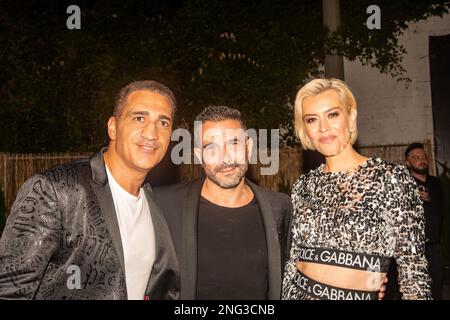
<box><xmin>405</xmin><ymin>142</ymin><xmax>445</xmax><ymax>299</ymax></box>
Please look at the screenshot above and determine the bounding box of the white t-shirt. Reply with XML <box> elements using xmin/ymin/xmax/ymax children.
<box><xmin>106</xmin><ymin>166</ymin><xmax>156</xmax><ymax>300</ymax></box>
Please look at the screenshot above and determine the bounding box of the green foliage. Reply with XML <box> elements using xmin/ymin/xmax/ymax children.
<box><xmin>0</xmin><ymin>0</ymin><xmax>448</xmax><ymax>152</ymax></box>
<box><xmin>170</xmin><ymin>0</ymin><xmax>324</xmax><ymax>137</ymax></box>
<box><xmin>337</xmin><ymin>0</ymin><xmax>450</xmax><ymax>83</ymax></box>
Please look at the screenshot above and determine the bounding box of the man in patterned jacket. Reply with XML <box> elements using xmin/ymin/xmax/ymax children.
<box><xmin>0</xmin><ymin>80</ymin><xmax>179</xmax><ymax>299</ymax></box>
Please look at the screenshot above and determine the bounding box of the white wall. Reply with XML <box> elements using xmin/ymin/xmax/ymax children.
<box><xmin>345</xmin><ymin>13</ymin><xmax>450</xmax><ymax>150</ymax></box>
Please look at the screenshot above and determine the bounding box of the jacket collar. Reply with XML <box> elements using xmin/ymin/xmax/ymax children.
<box><xmin>90</xmin><ymin>147</ymin><xmax>109</xmax><ymax>186</ymax></box>
<box><xmin>90</xmin><ymin>147</ymin><xmax>152</xmax><ymax>191</ymax></box>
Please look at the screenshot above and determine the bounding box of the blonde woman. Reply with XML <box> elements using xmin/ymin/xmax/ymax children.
<box><xmin>282</xmin><ymin>78</ymin><xmax>432</xmax><ymax>300</ymax></box>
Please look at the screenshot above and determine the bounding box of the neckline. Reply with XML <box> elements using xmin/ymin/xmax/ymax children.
<box><xmin>318</xmin><ymin>157</ymin><xmax>377</xmax><ymax>176</ymax></box>
<box><xmin>105</xmin><ymin>165</ymin><xmax>143</xmax><ymax>201</ymax></box>
<box><xmin>200</xmin><ymin>195</ymin><xmax>256</xmax><ymax>210</ymax></box>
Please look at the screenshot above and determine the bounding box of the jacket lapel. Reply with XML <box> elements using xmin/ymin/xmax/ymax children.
<box><xmin>247</xmin><ymin>179</ymin><xmax>282</xmax><ymax>300</ymax></box>
<box><xmin>144</xmin><ymin>186</ymin><xmax>180</xmax><ymax>299</ymax></box>
<box><xmin>89</xmin><ymin>149</ymin><xmax>179</xmax><ymax>299</ymax></box>
<box><xmin>89</xmin><ymin>149</ymin><xmax>126</xmax><ymax>276</ymax></box>
<box><xmin>180</xmin><ymin>178</ymin><xmax>204</xmax><ymax>299</ymax></box>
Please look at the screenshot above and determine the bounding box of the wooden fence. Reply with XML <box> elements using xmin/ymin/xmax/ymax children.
<box><xmin>177</xmin><ymin>147</ymin><xmax>303</xmax><ymax>193</ymax></box>
<box><xmin>357</xmin><ymin>141</ymin><xmax>436</xmax><ymax>175</ymax></box>
<box><xmin>0</xmin><ymin>152</ymin><xmax>93</xmax><ymax>217</ymax></box>
<box><xmin>0</xmin><ymin>141</ymin><xmax>433</xmax><ymax>218</ymax></box>
<box><xmin>0</xmin><ymin>148</ymin><xmax>303</xmax><ymax>217</ymax></box>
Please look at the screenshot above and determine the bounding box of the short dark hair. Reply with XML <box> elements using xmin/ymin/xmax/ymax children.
<box><xmin>114</xmin><ymin>80</ymin><xmax>176</xmax><ymax>118</ymax></box>
<box><xmin>405</xmin><ymin>142</ymin><xmax>425</xmax><ymax>158</ymax></box>
<box><xmin>194</xmin><ymin>105</ymin><xmax>246</xmax><ymax>129</ymax></box>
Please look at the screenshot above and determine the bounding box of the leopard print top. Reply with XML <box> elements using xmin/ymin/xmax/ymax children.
<box><xmin>282</xmin><ymin>157</ymin><xmax>432</xmax><ymax>300</ymax></box>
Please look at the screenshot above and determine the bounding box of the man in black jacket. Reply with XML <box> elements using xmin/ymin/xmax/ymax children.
<box><xmin>0</xmin><ymin>80</ymin><xmax>179</xmax><ymax>299</ymax></box>
<box><xmin>152</xmin><ymin>105</ymin><xmax>292</xmax><ymax>300</ymax></box>
<box><xmin>405</xmin><ymin>143</ymin><xmax>445</xmax><ymax>299</ymax></box>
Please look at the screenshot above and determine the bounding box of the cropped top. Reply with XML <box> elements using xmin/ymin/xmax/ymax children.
<box><xmin>282</xmin><ymin>158</ymin><xmax>432</xmax><ymax>300</ymax></box>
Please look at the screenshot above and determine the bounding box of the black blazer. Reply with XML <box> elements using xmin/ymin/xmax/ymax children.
<box><xmin>422</xmin><ymin>175</ymin><xmax>444</xmax><ymax>244</ymax></box>
<box><xmin>152</xmin><ymin>178</ymin><xmax>292</xmax><ymax>300</ymax></box>
<box><xmin>0</xmin><ymin>149</ymin><xmax>179</xmax><ymax>300</ymax></box>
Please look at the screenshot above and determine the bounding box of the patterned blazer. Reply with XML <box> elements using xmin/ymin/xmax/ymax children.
<box><xmin>0</xmin><ymin>149</ymin><xmax>179</xmax><ymax>300</ymax></box>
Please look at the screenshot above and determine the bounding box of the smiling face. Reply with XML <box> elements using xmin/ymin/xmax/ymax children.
<box><xmin>107</xmin><ymin>90</ymin><xmax>173</xmax><ymax>174</ymax></box>
<box><xmin>302</xmin><ymin>89</ymin><xmax>356</xmax><ymax>157</ymax></box>
<box><xmin>195</xmin><ymin>119</ymin><xmax>252</xmax><ymax>189</ymax></box>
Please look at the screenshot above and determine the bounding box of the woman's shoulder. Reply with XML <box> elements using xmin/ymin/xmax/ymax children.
<box><xmin>291</xmin><ymin>165</ymin><xmax>323</xmax><ymax>193</ymax></box>
<box><xmin>367</xmin><ymin>158</ymin><xmax>419</xmax><ymax>204</ymax></box>
<box><xmin>360</xmin><ymin>157</ymin><xmax>409</xmax><ymax>179</ymax></box>
<box><xmin>368</xmin><ymin>158</ymin><xmax>412</xmax><ymax>182</ymax></box>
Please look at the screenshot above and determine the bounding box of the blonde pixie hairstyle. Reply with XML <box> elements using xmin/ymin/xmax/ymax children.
<box><xmin>294</xmin><ymin>78</ymin><xmax>358</xmax><ymax>150</ymax></box>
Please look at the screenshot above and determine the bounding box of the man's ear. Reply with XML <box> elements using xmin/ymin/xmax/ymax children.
<box><xmin>405</xmin><ymin>159</ymin><xmax>411</xmax><ymax>168</ymax></box>
<box><xmin>194</xmin><ymin>147</ymin><xmax>202</xmax><ymax>164</ymax></box>
<box><xmin>107</xmin><ymin>116</ymin><xmax>117</xmax><ymax>141</ymax></box>
<box><xmin>246</xmin><ymin>136</ymin><xmax>254</xmax><ymax>160</ymax></box>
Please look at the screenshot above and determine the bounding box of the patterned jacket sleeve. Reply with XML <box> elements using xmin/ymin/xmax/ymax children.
<box><xmin>280</xmin><ymin>192</ymin><xmax>294</xmax><ymax>272</ymax></box>
<box><xmin>384</xmin><ymin>166</ymin><xmax>432</xmax><ymax>300</ymax></box>
<box><xmin>0</xmin><ymin>174</ymin><xmax>62</xmax><ymax>299</ymax></box>
<box><xmin>281</xmin><ymin>176</ymin><xmax>304</xmax><ymax>300</ymax></box>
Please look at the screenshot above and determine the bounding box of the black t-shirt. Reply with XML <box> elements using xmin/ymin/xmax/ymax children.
<box><xmin>196</xmin><ymin>196</ymin><xmax>268</xmax><ymax>300</ymax></box>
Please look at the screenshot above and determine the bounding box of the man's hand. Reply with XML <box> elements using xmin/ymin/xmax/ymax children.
<box><xmin>378</xmin><ymin>275</ymin><xmax>388</xmax><ymax>300</ymax></box>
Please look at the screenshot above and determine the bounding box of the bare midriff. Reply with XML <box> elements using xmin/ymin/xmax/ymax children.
<box><xmin>296</xmin><ymin>261</ymin><xmax>386</xmax><ymax>291</ymax></box>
